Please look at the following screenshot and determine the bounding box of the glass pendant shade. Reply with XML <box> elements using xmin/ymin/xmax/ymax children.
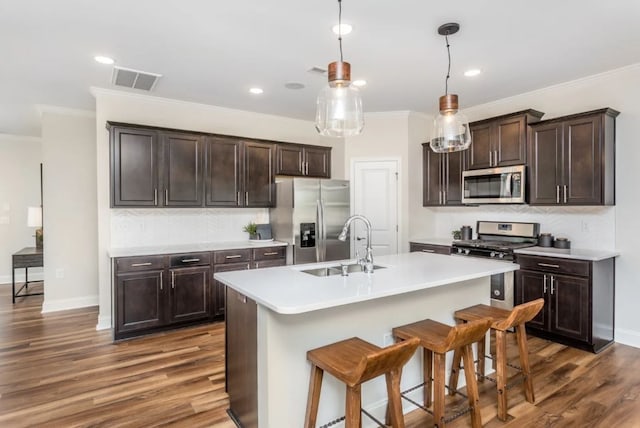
<box><xmin>315</xmin><ymin>61</ymin><xmax>364</xmax><ymax>137</ymax></box>
<box><xmin>431</xmin><ymin>94</ymin><xmax>471</xmax><ymax>153</ymax></box>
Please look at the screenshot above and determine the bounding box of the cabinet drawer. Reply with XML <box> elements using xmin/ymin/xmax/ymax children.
<box><xmin>116</xmin><ymin>255</ymin><xmax>166</xmax><ymax>273</ymax></box>
<box><xmin>409</xmin><ymin>243</ymin><xmax>451</xmax><ymax>255</ymax></box>
<box><xmin>516</xmin><ymin>254</ymin><xmax>590</xmax><ymax>277</ymax></box>
<box><xmin>252</xmin><ymin>246</ymin><xmax>286</xmax><ymax>261</ymax></box>
<box><xmin>214</xmin><ymin>249</ymin><xmax>251</xmax><ymax>264</ymax></box>
<box><xmin>169</xmin><ymin>252</ymin><xmax>211</xmax><ymax>267</ymax></box>
<box><xmin>253</xmin><ymin>258</ymin><xmax>286</xmax><ymax>269</ymax></box>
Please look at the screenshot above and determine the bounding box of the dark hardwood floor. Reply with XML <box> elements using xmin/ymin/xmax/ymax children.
<box><xmin>1</xmin><ymin>282</ymin><xmax>639</xmax><ymax>427</ymax></box>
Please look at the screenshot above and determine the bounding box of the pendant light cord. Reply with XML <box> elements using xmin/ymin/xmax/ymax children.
<box><xmin>338</xmin><ymin>0</ymin><xmax>344</xmax><ymax>62</ymax></box>
<box><xmin>445</xmin><ymin>33</ymin><xmax>451</xmax><ymax>96</ymax></box>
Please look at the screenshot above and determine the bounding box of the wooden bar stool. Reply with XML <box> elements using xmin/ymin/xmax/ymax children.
<box><xmin>449</xmin><ymin>298</ymin><xmax>544</xmax><ymax>421</ymax></box>
<box><xmin>305</xmin><ymin>336</ymin><xmax>419</xmax><ymax>428</ymax></box>
<box><xmin>391</xmin><ymin>318</ymin><xmax>493</xmax><ymax>428</ymax></box>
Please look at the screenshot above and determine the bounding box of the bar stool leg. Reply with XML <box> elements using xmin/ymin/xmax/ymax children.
<box><xmin>461</xmin><ymin>344</ymin><xmax>483</xmax><ymax>428</ymax></box>
<box><xmin>433</xmin><ymin>352</ymin><xmax>446</xmax><ymax>427</ymax></box>
<box><xmin>495</xmin><ymin>330</ymin><xmax>508</xmax><ymax>421</ymax></box>
<box><xmin>424</xmin><ymin>348</ymin><xmax>433</xmax><ymax>407</ymax></box>
<box><xmin>385</xmin><ymin>368</ymin><xmax>406</xmax><ymax>428</ymax></box>
<box><xmin>476</xmin><ymin>335</ymin><xmax>486</xmax><ymax>382</ymax></box>
<box><xmin>345</xmin><ymin>384</ymin><xmax>362</xmax><ymax>428</ymax></box>
<box><xmin>304</xmin><ymin>364</ymin><xmax>324</xmax><ymax>428</ymax></box>
<box><xmin>448</xmin><ymin>346</ymin><xmax>461</xmax><ymax>396</ymax></box>
<box><xmin>516</xmin><ymin>323</ymin><xmax>535</xmax><ymax>403</ymax></box>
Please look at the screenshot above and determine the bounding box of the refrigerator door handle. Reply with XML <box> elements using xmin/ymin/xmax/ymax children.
<box><xmin>316</xmin><ymin>199</ymin><xmax>323</xmax><ymax>262</ymax></box>
<box><xmin>320</xmin><ymin>199</ymin><xmax>327</xmax><ymax>262</ymax></box>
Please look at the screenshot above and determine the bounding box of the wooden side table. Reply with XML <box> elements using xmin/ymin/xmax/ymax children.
<box><xmin>12</xmin><ymin>247</ymin><xmax>44</xmax><ymax>303</ymax></box>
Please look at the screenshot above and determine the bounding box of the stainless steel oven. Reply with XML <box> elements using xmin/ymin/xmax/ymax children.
<box><xmin>462</xmin><ymin>165</ymin><xmax>526</xmax><ymax>204</ymax></box>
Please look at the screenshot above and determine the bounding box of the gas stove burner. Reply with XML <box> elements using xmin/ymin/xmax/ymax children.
<box><xmin>452</xmin><ymin>221</ymin><xmax>540</xmax><ymax>260</ymax></box>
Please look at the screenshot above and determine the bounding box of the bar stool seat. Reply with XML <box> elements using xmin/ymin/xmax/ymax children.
<box><xmin>392</xmin><ymin>318</ymin><xmax>493</xmax><ymax>428</ymax></box>
<box><xmin>449</xmin><ymin>298</ymin><xmax>545</xmax><ymax>421</ymax></box>
<box><xmin>305</xmin><ymin>336</ymin><xmax>419</xmax><ymax>428</ymax></box>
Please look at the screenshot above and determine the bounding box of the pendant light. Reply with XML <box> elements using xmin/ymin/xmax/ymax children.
<box><xmin>315</xmin><ymin>0</ymin><xmax>364</xmax><ymax>137</ymax></box>
<box><xmin>431</xmin><ymin>23</ymin><xmax>471</xmax><ymax>153</ymax></box>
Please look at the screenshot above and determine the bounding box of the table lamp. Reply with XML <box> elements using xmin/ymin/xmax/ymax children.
<box><xmin>27</xmin><ymin>206</ymin><xmax>43</xmax><ymax>249</ymax></box>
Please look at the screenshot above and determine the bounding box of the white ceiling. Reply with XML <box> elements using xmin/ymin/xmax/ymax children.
<box><xmin>2</xmin><ymin>0</ymin><xmax>639</xmax><ymax>136</ymax></box>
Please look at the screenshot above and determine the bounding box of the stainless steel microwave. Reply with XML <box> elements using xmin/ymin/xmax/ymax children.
<box><xmin>462</xmin><ymin>165</ymin><xmax>526</xmax><ymax>204</ymax></box>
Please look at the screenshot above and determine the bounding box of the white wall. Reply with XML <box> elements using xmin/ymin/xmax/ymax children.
<box><xmin>409</xmin><ymin>63</ymin><xmax>640</xmax><ymax>348</ymax></box>
<box><xmin>40</xmin><ymin>108</ymin><xmax>98</xmax><ymax>312</ymax></box>
<box><xmin>93</xmin><ymin>88</ymin><xmax>346</xmax><ymax>329</ymax></box>
<box><xmin>0</xmin><ymin>134</ymin><xmax>43</xmax><ymax>284</ymax></box>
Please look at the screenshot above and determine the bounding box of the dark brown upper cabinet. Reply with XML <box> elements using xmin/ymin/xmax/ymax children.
<box><xmin>422</xmin><ymin>142</ymin><xmax>467</xmax><ymax>206</ymax></box>
<box><xmin>276</xmin><ymin>143</ymin><xmax>331</xmax><ymax>178</ymax></box>
<box><xmin>110</xmin><ymin>126</ymin><xmax>160</xmax><ymax>207</ymax></box>
<box><xmin>468</xmin><ymin>110</ymin><xmax>544</xmax><ymax>170</ymax></box>
<box><xmin>206</xmin><ymin>138</ymin><xmax>275</xmax><ymax>208</ymax></box>
<box><xmin>162</xmin><ymin>132</ymin><xmax>204</xmax><ymax>207</ymax></box>
<box><xmin>528</xmin><ymin>108</ymin><xmax>618</xmax><ymax>206</ymax></box>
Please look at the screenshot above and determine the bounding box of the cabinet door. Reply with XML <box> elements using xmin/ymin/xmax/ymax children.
<box><xmin>443</xmin><ymin>150</ymin><xmax>466</xmax><ymax>205</ymax></box>
<box><xmin>564</xmin><ymin>115</ymin><xmax>602</xmax><ymax>205</ymax></box>
<box><xmin>422</xmin><ymin>143</ymin><xmax>443</xmax><ymax>206</ymax></box>
<box><xmin>304</xmin><ymin>146</ymin><xmax>331</xmax><ymax>178</ymax></box>
<box><xmin>213</xmin><ymin>262</ymin><xmax>250</xmax><ymax>317</ymax></box>
<box><xmin>409</xmin><ymin>243</ymin><xmax>451</xmax><ymax>255</ymax></box>
<box><xmin>515</xmin><ymin>269</ymin><xmax>548</xmax><ymax>330</ymax></box>
<box><xmin>111</xmin><ymin>127</ymin><xmax>159</xmax><ymax>207</ymax></box>
<box><xmin>115</xmin><ymin>270</ymin><xmax>165</xmax><ymax>335</ymax></box>
<box><xmin>550</xmin><ymin>274</ymin><xmax>590</xmax><ymax>341</ymax></box>
<box><xmin>168</xmin><ymin>266</ymin><xmax>211</xmax><ymax>324</ymax></box>
<box><xmin>163</xmin><ymin>133</ymin><xmax>204</xmax><ymax>207</ymax></box>
<box><xmin>468</xmin><ymin>122</ymin><xmax>492</xmax><ymax>170</ymax></box>
<box><xmin>205</xmin><ymin>137</ymin><xmax>242</xmax><ymax>207</ymax></box>
<box><xmin>495</xmin><ymin>115</ymin><xmax>526</xmax><ymax>166</ymax></box>
<box><xmin>528</xmin><ymin>122</ymin><xmax>563</xmax><ymax>205</ymax></box>
<box><xmin>243</xmin><ymin>141</ymin><xmax>275</xmax><ymax>207</ymax></box>
<box><xmin>276</xmin><ymin>144</ymin><xmax>304</xmax><ymax>176</ymax></box>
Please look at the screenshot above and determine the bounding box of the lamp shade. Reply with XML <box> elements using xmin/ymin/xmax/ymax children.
<box><xmin>27</xmin><ymin>206</ymin><xmax>42</xmax><ymax>227</ymax></box>
<box><xmin>431</xmin><ymin>95</ymin><xmax>471</xmax><ymax>153</ymax></box>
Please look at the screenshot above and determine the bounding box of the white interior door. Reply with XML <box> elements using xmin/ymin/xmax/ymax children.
<box><xmin>352</xmin><ymin>160</ymin><xmax>399</xmax><ymax>257</ymax></box>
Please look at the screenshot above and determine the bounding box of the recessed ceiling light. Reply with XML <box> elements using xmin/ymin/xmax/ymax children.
<box><xmin>332</xmin><ymin>23</ymin><xmax>352</xmax><ymax>35</ymax></box>
<box><xmin>352</xmin><ymin>79</ymin><xmax>367</xmax><ymax>87</ymax></box>
<box><xmin>94</xmin><ymin>55</ymin><xmax>115</xmax><ymax>65</ymax></box>
<box><xmin>464</xmin><ymin>68</ymin><xmax>482</xmax><ymax>77</ymax></box>
<box><xmin>249</xmin><ymin>87</ymin><xmax>264</xmax><ymax>95</ymax></box>
<box><xmin>284</xmin><ymin>82</ymin><xmax>305</xmax><ymax>90</ymax></box>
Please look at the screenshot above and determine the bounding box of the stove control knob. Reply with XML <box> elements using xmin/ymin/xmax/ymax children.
<box><xmin>457</xmin><ymin>248</ymin><xmax>463</xmax><ymax>254</ymax></box>
<box><xmin>493</xmin><ymin>289</ymin><xmax>501</xmax><ymax>296</ymax></box>
<box><xmin>490</xmin><ymin>252</ymin><xmax>496</xmax><ymax>258</ymax></box>
<box><xmin>498</xmin><ymin>253</ymin><xmax>505</xmax><ymax>259</ymax></box>
<box><xmin>464</xmin><ymin>249</ymin><xmax>470</xmax><ymax>255</ymax></box>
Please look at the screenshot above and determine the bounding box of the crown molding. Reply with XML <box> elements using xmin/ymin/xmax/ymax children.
<box><xmin>36</xmin><ymin>104</ymin><xmax>96</xmax><ymax>119</ymax></box>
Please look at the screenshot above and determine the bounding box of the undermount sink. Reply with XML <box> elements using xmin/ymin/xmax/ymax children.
<box><xmin>301</xmin><ymin>264</ymin><xmax>386</xmax><ymax>277</ymax></box>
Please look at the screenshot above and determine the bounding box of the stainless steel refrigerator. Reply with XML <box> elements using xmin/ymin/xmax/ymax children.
<box><xmin>270</xmin><ymin>177</ymin><xmax>351</xmax><ymax>264</ymax></box>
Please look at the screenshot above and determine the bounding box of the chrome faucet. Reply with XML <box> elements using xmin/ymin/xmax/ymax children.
<box><xmin>338</xmin><ymin>214</ymin><xmax>374</xmax><ymax>273</ymax></box>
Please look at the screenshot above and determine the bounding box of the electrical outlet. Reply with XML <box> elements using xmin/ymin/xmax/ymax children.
<box><xmin>581</xmin><ymin>221</ymin><xmax>590</xmax><ymax>232</ymax></box>
<box><xmin>383</xmin><ymin>332</ymin><xmax>394</xmax><ymax>347</ymax></box>
<box><xmin>56</xmin><ymin>268</ymin><xmax>65</xmax><ymax>279</ymax></box>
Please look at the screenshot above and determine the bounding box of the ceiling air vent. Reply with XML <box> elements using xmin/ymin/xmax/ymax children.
<box><xmin>111</xmin><ymin>66</ymin><xmax>162</xmax><ymax>91</ymax></box>
<box><xmin>307</xmin><ymin>66</ymin><xmax>328</xmax><ymax>76</ymax></box>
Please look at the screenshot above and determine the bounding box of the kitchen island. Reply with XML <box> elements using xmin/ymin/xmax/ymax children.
<box><xmin>215</xmin><ymin>252</ymin><xmax>519</xmax><ymax>428</ymax></box>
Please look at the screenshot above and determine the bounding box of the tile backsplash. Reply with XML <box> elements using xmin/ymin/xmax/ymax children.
<box><xmin>428</xmin><ymin>205</ymin><xmax>615</xmax><ymax>249</ymax></box>
<box><xmin>110</xmin><ymin>208</ymin><xmax>270</xmax><ymax>248</ymax></box>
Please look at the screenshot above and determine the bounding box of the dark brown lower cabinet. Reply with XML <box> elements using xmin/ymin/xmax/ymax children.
<box><xmin>213</xmin><ymin>262</ymin><xmax>249</xmax><ymax>318</ymax></box>
<box><xmin>409</xmin><ymin>242</ymin><xmax>452</xmax><ymax>255</ymax></box>
<box><xmin>115</xmin><ymin>270</ymin><xmax>165</xmax><ymax>336</ymax></box>
<box><xmin>168</xmin><ymin>265</ymin><xmax>211</xmax><ymax>324</ymax></box>
<box><xmin>515</xmin><ymin>254</ymin><xmax>614</xmax><ymax>353</ymax></box>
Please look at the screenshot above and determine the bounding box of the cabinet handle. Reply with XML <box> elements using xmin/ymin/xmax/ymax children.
<box><xmin>421</xmin><ymin>249</ymin><xmax>435</xmax><ymax>253</ymax></box>
<box><xmin>489</xmin><ymin>150</ymin><xmax>493</xmax><ymax>167</ymax></box>
<box><xmin>538</xmin><ymin>262</ymin><xmax>560</xmax><ymax>268</ymax></box>
<box><xmin>237</xmin><ymin>192</ymin><xmax>241</xmax><ymax>205</ymax></box>
<box><xmin>225</xmin><ymin>255</ymin><xmax>243</xmax><ymax>259</ymax></box>
<box><xmin>563</xmin><ymin>185</ymin><xmax>567</xmax><ymax>204</ymax></box>
<box><xmin>255</xmin><ymin>262</ymin><xmax>259</xmax><ymax>268</ymax></box>
<box><xmin>543</xmin><ymin>274</ymin><xmax>548</xmax><ymax>293</ymax></box>
<box><xmin>494</xmin><ymin>150</ymin><xmax>498</xmax><ymax>166</ymax></box>
<box><xmin>443</xmin><ymin>189</ymin><xmax>446</xmax><ymax>204</ymax></box>
<box><xmin>263</xmin><ymin>252</ymin><xmax>279</xmax><ymax>256</ymax></box>
<box><xmin>556</xmin><ymin>185</ymin><xmax>560</xmax><ymax>204</ymax></box>
<box><xmin>171</xmin><ymin>271</ymin><xmax>175</xmax><ymax>289</ymax></box>
<box><xmin>181</xmin><ymin>258</ymin><xmax>200</xmax><ymax>263</ymax></box>
<box><xmin>439</xmin><ymin>190</ymin><xmax>442</xmax><ymax>205</ymax></box>
<box><xmin>238</xmin><ymin>294</ymin><xmax>247</xmax><ymax>303</ymax></box>
<box><xmin>154</xmin><ymin>188</ymin><xmax>158</xmax><ymax>206</ymax></box>
<box><xmin>165</xmin><ymin>189</ymin><xmax>168</xmax><ymax>205</ymax></box>
<box><xmin>247</xmin><ymin>263</ymin><xmax>250</xmax><ymax>269</ymax></box>
<box><xmin>245</xmin><ymin>192</ymin><xmax>249</xmax><ymax>205</ymax></box>
<box><xmin>160</xmin><ymin>271</ymin><xmax>163</xmax><ymax>290</ymax></box>
<box><xmin>550</xmin><ymin>275</ymin><xmax>555</xmax><ymax>295</ymax></box>
<box><xmin>306</xmin><ymin>162</ymin><xmax>309</xmax><ymax>175</ymax></box>
<box><xmin>131</xmin><ymin>262</ymin><xmax>152</xmax><ymax>267</ymax></box>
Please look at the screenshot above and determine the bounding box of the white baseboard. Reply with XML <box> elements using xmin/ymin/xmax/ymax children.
<box><xmin>96</xmin><ymin>314</ymin><xmax>112</xmax><ymax>331</ymax></box>
<box><xmin>0</xmin><ymin>272</ymin><xmax>44</xmax><ymax>285</ymax></box>
<box><xmin>615</xmin><ymin>328</ymin><xmax>640</xmax><ymax>349</ymax></box>
<box><xmin>41</xmin><ymin>295</ymin><xmax>99</xmax><ymax>313</ymax></box>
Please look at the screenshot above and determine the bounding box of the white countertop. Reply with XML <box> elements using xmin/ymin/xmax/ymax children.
<box><xmin>109</xmin><ymin>240</ymin><xmax>287</xmax><ymax>258</ymax></box>
<box><xmin>214</xmin><ymin>252</ymin><xmax>518</xmax><ymax>315</ymax></box>
<box><xmin>410</xmin><ymin>237</ymin><xmax>455</xmax><ymax>247</ymax></box>
<box><xmin>514</xmin><ymin>246</ymin><xmax>619</xmax><ymax>261</ymax></box>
